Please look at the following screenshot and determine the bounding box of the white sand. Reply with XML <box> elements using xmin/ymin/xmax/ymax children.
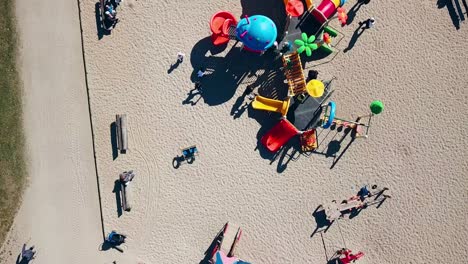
<box><xmin>2</xmin><ymin>0</ymin><xmax>468</xmax><ymax>263</ymax></box>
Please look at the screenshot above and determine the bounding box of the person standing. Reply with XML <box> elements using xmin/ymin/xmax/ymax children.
<box><xmin>177</xmin><ymin>52</ymin><xmax>185</xmax><ymax>63</ymax></box>
<box><xmin>365</xmin><ymin>17</ymin><xmax>375</xmax><ymax>29</ymax></box>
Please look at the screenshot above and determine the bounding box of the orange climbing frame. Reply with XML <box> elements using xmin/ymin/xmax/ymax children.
<box><xmin>282</xmin><ymin>52</ymin><xmax>307</xmax><ymax>96</ymax></box>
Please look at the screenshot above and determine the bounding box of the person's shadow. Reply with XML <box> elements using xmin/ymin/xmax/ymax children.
<box><xmin>167</xmin><ymin>60</ymin><xmax>181</xmax><ymax>74</ymax></box>
<box><xmin>437</xmin><ymin>0</ymin><xmax>462</xmax><ymax>29</ymax></box>
<box><xmin>343</xmin><ymin>23</ymin><xmax>367</xmax><ymax>53</ymax></box>
<box><xmin>95</xmin><ymin>2</ymin><xmax>111</xmax><ymax>40</ymax></box>
<box><xmin>16</xmin><ymin>254</ymin><xmax>32</xmax><ymax>264</ymax></box>
<box><xmin>346</xmin><ymin>0</ymin><xmax>371</xmax><ymax>25</ymax></box>
<box><xmin>182</xmin><ymin>86</ymin><xmax>203</xmax><ymax>106</ymax></box>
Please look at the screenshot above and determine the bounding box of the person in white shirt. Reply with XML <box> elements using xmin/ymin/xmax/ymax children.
<box><xmin>177</xmin><ymin>52</ymin><xmax>185</xmax><ymax>63</ymax></box>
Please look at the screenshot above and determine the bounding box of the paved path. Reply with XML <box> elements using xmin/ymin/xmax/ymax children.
<box><xmin>0</xmin><ymin>0</ymin><xmax>106</xmax><ymax>263</ymax></box>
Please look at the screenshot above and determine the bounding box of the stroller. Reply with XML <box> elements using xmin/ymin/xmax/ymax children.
<box><xmin>106</xmin><ymin>231</ymin><xmax>126</xmax><ymax>246</ymax></box>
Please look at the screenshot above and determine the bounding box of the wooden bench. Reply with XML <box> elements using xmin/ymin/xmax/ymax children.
<box><xmin>116</xmin><ymin>114</ymin><xmax>128</xmax><ymax>153</ymax></box>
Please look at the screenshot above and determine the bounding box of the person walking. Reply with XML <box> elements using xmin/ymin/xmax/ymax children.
<box><xmin>177</xmin><ymin>52</ymin><xmax>185</xmax><ymax>63</ymax></box>
<box><xmin>364</xmin><ymin>17</ymin><xmax>375</xmax><ymax>29</ymax></box>
<box><xmin>21</xmin><ymin>244</ymin><xmax>36</xmax><ymax>261</ymax></box>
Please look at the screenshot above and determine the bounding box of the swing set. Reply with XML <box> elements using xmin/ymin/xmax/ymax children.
<box><xmin>320</xmin><ymin>100</ymin><xmax>384</xmax><ymax>139</ymax></box>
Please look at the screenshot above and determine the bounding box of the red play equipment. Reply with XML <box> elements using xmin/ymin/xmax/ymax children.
<box><xmin>310</xmin><ymin>0</ymin><xmax>347</xmax><ymax>25</ymax></box>
<box><xmin>337</xmin><ymin>7</ymin><xmax>348</xmax><ymax>26</ymax></box>
<box><xmin>285</xmin><ymin>0</ymin><xmax>305</xmax><ymax>17</ymax></box>
<box><xmin>261</xmin><ymin>119</ymin><xmax>299</xmax><ymax>152</ymax></box>
<box><xmin>338</xmin><ymin>249</ymin><xmax>365</xmax><ymax>264</ymax></box>
<box><xmin>210</xmin><ymin>11</ymin><xmax>238</xmax><ymax>46</ymax></box>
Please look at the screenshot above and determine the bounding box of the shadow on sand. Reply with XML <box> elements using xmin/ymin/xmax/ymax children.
<box><xmin>110</xmin><ymin>122</ymin><xmax>118</xmax><ymax>160</ymax></box>
<box><xmin>112</xmin><ymin>180</ymin><xmax>123</xmax><ymax>217</ymax></box>
<box><xmin>95</xmin><ymin>2</ymin><xmax>111</xmax><ymax>40</ymax></box>
<box><xmin>437</xmin><ymin>0</ymin><xmax>467</xmax><ymax>30</ymax></box>
<box><xmin>346</xmin><ymin>0</ymin><xmax>371</xmax><ymax>26</ymax></box>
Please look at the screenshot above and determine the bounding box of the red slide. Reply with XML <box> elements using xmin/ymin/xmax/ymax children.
<box><xmin>261</xmin><ymin>119</ymin><xmax>299</xmax><ymax>153</ymax></box>
<box><xmin>312</xmin><ymin>0</ymin><xmax>336</xmax><ymax>24</ymax></box>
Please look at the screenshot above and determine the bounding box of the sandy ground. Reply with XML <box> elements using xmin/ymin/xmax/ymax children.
<box><xmin>76</xmin><ymin>0</ymin><xmax>468</xmax><ymax>262</ymax></box>
<box><xmin>2</xmin><ymin>0</ymin><xmax>468</xmax><ymax>263</ymax></box>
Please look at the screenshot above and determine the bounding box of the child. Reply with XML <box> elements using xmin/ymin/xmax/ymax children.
<box><xmin>365</xmin><ymin>17</ymin><xmax>375</xmax><ymax>29</ymax></box>
<box><xmin>177</xmin><ymin>52</ymin><xmax>185</xmax><ymax>63</ymax></box>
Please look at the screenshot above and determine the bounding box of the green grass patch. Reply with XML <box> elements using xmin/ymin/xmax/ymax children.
<box><xmin>0</xmin><ymin>0</ymin><xmax>26</xmax><ymax>246</ymax></box>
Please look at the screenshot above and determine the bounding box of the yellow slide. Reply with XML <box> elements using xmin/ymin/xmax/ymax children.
<box><xmin>252</xmin><ymin>95</ymin><xmax>290</xmax><ymax>116</ymax></box>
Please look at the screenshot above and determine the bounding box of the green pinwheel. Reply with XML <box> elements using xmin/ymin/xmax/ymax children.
<box><xmin>294</xmin><ymin>33</ymin><xmax>318</xmax><ymax>56</ymax></box>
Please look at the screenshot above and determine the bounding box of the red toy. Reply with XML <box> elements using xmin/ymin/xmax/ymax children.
<box><xmin>261</xmin><ymin>119</ymin><xmax>299</xmax><ymax>152</ymax></box>
<box><xmin>337</xmin><ymin>7</ymin><xmax>348</xmax><ymax>26</ymax></box>
<box><xmin>338</xmin><ymin>249</ymin><xmax>364</xmax><ymax>264</ymax></box>
<box><xmin>210</xmin><ymin>11</ymin><xmax>238</xmax><ymax>46</ymax></box>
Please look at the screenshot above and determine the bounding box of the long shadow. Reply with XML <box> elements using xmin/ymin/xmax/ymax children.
<box><xmin>112</xmin><ymin>180</ymin><xmax>123</xmax><ymax>217</ymax></box>
<box><xmin>301</xmin><ymin>47</ymin><xmax>335</xmax><ymax>65</ymax></box>
<box><xmin>199</xmin><ymin>227</ymin><xmax>225</xmax><ymax>264</ymax></box>
<box><xmin>110</xmin><ymin>122</ymin><xmax>118</xmax><ymax>160</ymax></box>
<box><xmin>189</xmin><ymin>38</ymin><xmax>251</xmax><ymax>106</ymax></box>
<box><xmin>99</xmin><ymin>241</ymin><xmax>124</xmax><ymax>253</ymax></box>
<box><xmin>16</xmin><ymin>254</ymin><xmax>31</xmax><ymax>264</ymax></box>
<box><xmin>437</xmin><ymin>0</ymin><xmax>461</xmax><ymax>29</ymax></box>
<box><xmin>182</xmin><ymin>86</ymin><xmax>203</xmax><ymax>106</ymax></box>
<box><xmin>231</xmin><ymin>84</ymin><xmax>255</xmax><ymax>118</ymax></box>
<box><xmin>275</xmin><ymin>137</ymin><xmax>301</xmax><ymax>173</ymax></box>
<box><xmin>343</xmin><ymin>23</ymin><xmax>366</xmax><ymax>53</ymax></box>
<box><xmin>167</xmin><ymin>60</ymin><xmax>181</xmax><ymax>74</ymax></box>
<box><xmin>190</xmin><ymin>36</ymin><xmax>285</xmax><ymax>106</ymax></box>
<box><xmin>462</xmin><ymin>0</ymin><xmax>468</xmax><ymax>14</ymax></box>
<box><xmin>454</xmin><ymin>0</ymin><xmax>466</xmax><ymax>21</ymax></box>
<box><xmin>329</xmin><ymin>124</ymin><xmax>357</xmax><ymax>169</ymax></box>
<box><xmin>346</xmin><ymin>0</ymin><xmax>371</xmax><ymax>26</ymax></box>
<box><xmin>249</xmin><ymin>108</ymin><xmax>281</xmax><ymax>161</ymax></box>
<box><xmin>311</xmin><ymin>205</ymin><xmax>335</xmax><ymax>238</ymax></box>
<box><xmin>95</xmin><ymin>2</ymin><xmax>110</xmax><ymax>39</ymax></box>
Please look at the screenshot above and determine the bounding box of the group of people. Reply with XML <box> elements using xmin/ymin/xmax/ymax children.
<box><xmin>103</xmin><ymin>0</ymin><xmax>121</xmax><ymax>29</ymax></box>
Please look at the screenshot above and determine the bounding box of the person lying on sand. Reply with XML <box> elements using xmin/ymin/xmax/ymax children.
<box><xmin>105</xmin><ymin>4</ymin><xmax>118</xmax><ymax>21</ymax></box>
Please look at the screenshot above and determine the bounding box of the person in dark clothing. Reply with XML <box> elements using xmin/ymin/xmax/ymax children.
<box><xmin>307</xmin><ymin>70</ymin><xmax>319</xmax><ymax>82</ymax></box>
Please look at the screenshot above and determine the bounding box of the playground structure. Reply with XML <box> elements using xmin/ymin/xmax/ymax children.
<box><xmin>261</xmin><ymin>119</ymin><xmax>300</xmax><ymax>153</ymax></box>
<box><xmin>320</xmin><ymin>100</ymin><xmax>384</xmax><ymax>138</ymax></box>
<box><xmin>258</xmin><ymin>98</ymin><xmax>385</xmax><ymax>155</ymax></box>
<box><xmin>208</xmin><ymin>222</ymin><xmax>251</xmax><ymax>264</ymax></box>
<box><xmin>209</xmin><ymin>11</ymin><xmax>278</xmax><ymax>53</ymax></box>
<box><xmin>210</xmin><ymin>11</ymin><xmax>238</xmax><ymax>46</ymax></box>
<box><xmin>198</xmin><ymin>2</ymin><xmax>388</xmax><ymax>263</ymax></box>
<box><xmin>208</xmin><ymin>6</ymin><xmax>382</xmax><ymax>153</ymax></box>
<box><xmin>209</xmin><ymin>0</ymin><xmax>348</xmax><ymax>54</ymax></box>
<box><xmin>309</xmin><ymin>0</ymin><xmax>348</xmax><ymax>25</ymax></box>
<box><xmin>252</xmin><ymin>95</ymin><xmax>290</xmax><ymax>116</ymax></box>
<box><xmin>236</xmin><ymin>15</ymin><xmax>278</xmax><ymax>52</ymax></box>
<box><xmin>282</xmin><ymin>52</ymin><xmax>307</xmax><ymax>95</ymax></box>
